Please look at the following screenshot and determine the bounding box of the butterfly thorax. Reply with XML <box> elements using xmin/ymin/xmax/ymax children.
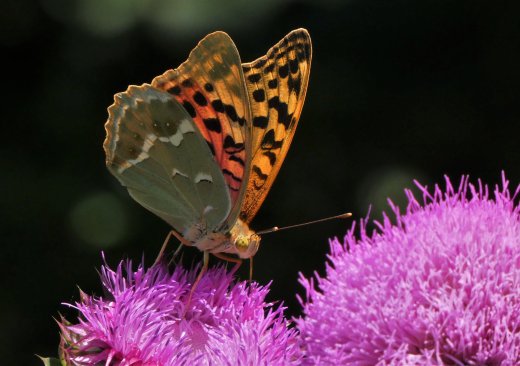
<box><xmin>185</xmin><ymin>219</ymin><xmax>260</xmax><ymax>259</ymax></box>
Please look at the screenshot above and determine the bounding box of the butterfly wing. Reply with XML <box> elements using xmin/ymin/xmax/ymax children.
<box><xmin>151</xmin><ymin>32</ymin><xmax>252</xmax><ymax>231</ymax></box>
<box><xmin>105</xmin><ymin>30</ymin><xmax>311</xmax><ymax>238</ymax></box>
<box><xmin>239</xmin><ymin>28</ymin><xmax>312</xmax><ymax>223</ymax></box>
<box><xmin>104</xmin><ymin>85</ymin><xmax>231</xmax><ymax>234</ymax></box>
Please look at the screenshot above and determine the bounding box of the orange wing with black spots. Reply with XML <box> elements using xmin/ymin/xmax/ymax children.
<box><xmin>239</xmin><ymin>29</ymin><xmax>312</xmax><ymax>223</ymax></box>
<box><xmin>152</xmin><ymin>32</ymin><xmax>252</xmax><ymax>210</ymax></box>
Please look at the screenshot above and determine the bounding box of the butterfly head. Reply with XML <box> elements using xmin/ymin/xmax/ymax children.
<box><xmin>230</xmin><ymin>219</ymin><xmax>261</xmax><ymax>259</ymax></box>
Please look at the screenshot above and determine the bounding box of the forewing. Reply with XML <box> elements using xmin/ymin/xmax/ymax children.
<box><xmin>152</xmin><ymin>32</ymin><xmax>252</xmax><ymax>229</ymax></box>
<box><xmin>104</xmin><ymin>84</ymin><xmax>231</xmax><ymax>234</ymax></box>
<box><xmin>239</xmin><ymin>29</ymin><xmax>312</xmax><ymax>223</ymax></box>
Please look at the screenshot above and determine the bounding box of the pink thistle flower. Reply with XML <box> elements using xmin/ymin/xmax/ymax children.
<box><xmin>59</xmin><ymin>261</ymin><xmax>301</xmax><ymax>365</ymax></box>
<box><xmin>297</xmin><ymin>174</ymin><xmax>520</xmax><ymax>365</ymax></box>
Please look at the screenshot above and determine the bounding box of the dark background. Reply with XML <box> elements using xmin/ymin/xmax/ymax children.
<box><xmin>3</xmin><ymin>0</ymin><xmax>520</xmax><ymax>363</ymax></box>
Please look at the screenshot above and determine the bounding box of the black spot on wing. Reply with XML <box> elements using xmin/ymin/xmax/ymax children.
<box><xmin>276</xmin><ymin>37</ymin><xmax>289</xmax><ymax>60</ymax></box>
<box><xmin>284</xmin><ymin>45</ymin><xmax>295</xmax><ymax>54</ymax></box>
<box><xmin>211</xmin><ymin>99</ymin><xmax>225</xmax><ymax>113</ymax></box>
<box><xmin>295</xmin><ymin>32</ymin><xmax>308</xmax><ymax>42</ymax></box>
<box><xmin>182</xmin><ymin>101</ymin><xmax>196</xmax><ymax>118</ymax></box>
<box><xmin>267</xmin><ymin>79</ymin><xmax>278</xmax><ymax>89</ymax></box>
<box><xmin>252</xmin><ymin>165</ymin><xmax>268</xmax><ymax>188</ymax></box>
<box><xmin>204</xmin><ymin>83</ymin><xmax>214</xmax><ymax>92</ymax></box>
<box><xmin>224</xmin><ymin>104</ymin><xmax>238</xmax><ymax>121</ymax></box>
<box><xmin>253</xmin><ymin>116</ymin><xmax>268</xmax><ymax>128</ymax></box>
<box><xmin>181</xmin><ymin>79</ymin><xmax>193</xmax><ymax>87</ymax></box>
<box><xmin>263</xmin><ymin>150</ymin><xmax>277</xmax><ymax>166</ymax></box>
<box><xmin>210</xmin><ymin>100</ymin><xmax>245</xmax><ymax>126</ymax></box>
<box><xmin>223</xmin><ymin>135</ymin><xmax>244</xmax><ymax>152</ymax></box>
<box><xmin>289</xmin><ymin>58</ymin><xmax>299</xmax><ymax>74</ymax></box>
<box><xmin>261</xmin><ymin>129</ymin><xmax>283</xmax><ymax>149</ymax></box>
<box><xmin>278</xmin><ymin>64</ymin><xmax>289</xmax><ymax>78</ymax></box>
<box><xmin>303</xmin><ymin>42</ymin><xmax>311</xmax><ymax>56</ymax></box>
<box><xmin>264</xmin><ymin>63</ymin><xmax>276</xmax><ymax>74</ymax></box>
<box><xmin>288</xmin><ymin>75</ymin><xmax>301</xmax><ymax>96</ymax></box>
<box><xmin>222</xmin><ymin>169</ymin><xmax>242</xmax><ymax>183</ymax></box>
<box><xmin>267</xmin><ymin>97</ymin><xmax>280</xmax><ymax>110</ymax></box>
<box><xmin>168</xmin><ymin>85</ymin><xmax>181</xmax><ymax>95</ymax></box>
<box><xmin>253</xmin><ymin>165</ymin><xmax>268</xmax><ymax>180</ymax></box>
<box><xmin>203</xmin><ymin>118</ymin><xmax>222</xmax><ymax>132</ymax></box>
<box><xmin>229</xmin><ymin>154</ymin><xmax>245</xmax><ymax>167</ymax></box>
<box><xmin>193</xmin><ymin>91</ymin><xmax>208</xmax><ymax>106</ymax></box>
<box><xmin>268</xmin><ymin>97</ymin><xmax>290</xmax><ymax>128</ymax></box>
<box><xmin>254</xmin><ymin>59</ymin><xmax>267</xmax><ymax>68</ymax></box>
<box><xmin>248</xmin><ymin>73</ymin><xmax>261</xmax><ymax>83</ymax></box>
<box><xmin>252</xmin><ymin>89</ymin><xmax>265</xmax><ymax>102</ymax></box>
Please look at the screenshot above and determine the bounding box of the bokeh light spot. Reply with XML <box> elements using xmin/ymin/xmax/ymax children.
<box><xmin>356</xmin><ymin>166</ymin><xmax>426</xmax><ymax>218</ymax></box>
<box><xmin>148</xmin><ymin>0</ymin><xmax>280</xmax><ymax>35</ymax></box>
<box><xmin>76</xmin><ymin>0</ymin><xmax>143</xmax><ymax>36</ymax></box>
<box><xmin>69</xmin><ymin>192</ymin><xmax>128</xmax><ymax>248</ymax></box>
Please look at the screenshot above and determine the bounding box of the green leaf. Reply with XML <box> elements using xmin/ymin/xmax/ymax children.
<box><xmin>37</xmin><ymin>356</ymin><xmax>63</xmax><ymax>366</ymax></box>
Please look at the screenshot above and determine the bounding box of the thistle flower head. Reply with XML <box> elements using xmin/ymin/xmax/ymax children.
<box><xmin>59</xmin><ymin>261</ymin><xmax>301</xmax><ymax>365</ymax></box>
<box><xmin>297</xmin><ymin>174</ymin><xmax>520</xmax><ymax>365</ymax></box>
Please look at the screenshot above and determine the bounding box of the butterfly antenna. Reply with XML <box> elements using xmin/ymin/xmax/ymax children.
<box><xmin>257</xmin><ymin>212</ymin><xmax>352</xmax><ymax>235</ymax></box>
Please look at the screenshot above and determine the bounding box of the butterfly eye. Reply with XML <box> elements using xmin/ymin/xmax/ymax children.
<box><xmin>234</xmin><ymin>235</ymin><xmax>249</xmax><ymax>253</ymax></box>
<box><xmin>234</xmin><ymin>234</ymin><xmax>261</xmax><ymax>259</ymax></box>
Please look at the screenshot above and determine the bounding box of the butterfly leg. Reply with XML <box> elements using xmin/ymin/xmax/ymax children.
<box><xmin>169</xmin><ymin>242</ymin><xmax>184</xmax><ymax>265</ymax></box>
<box><xmin>185</xmin><ymin>250</ymin><xmax>210</xmax><ymax>310</ymax></box>
<box><xmin>249</xmin><ymin>257</ymin><xmax>253</xmax><ymax>281</ymax></box>
<box><xmin>211</xmin><ymin>253</ymin><xmax>243</xmax><ymax>277</ymax></box>
<box><xmin>154</xmin><ymin>229</ymin><xmax>191</xmax><ymax>265</ymax></box>
<box><xmin>212</xmin><ymin>252</ymin><xmax>242</xmax><ymax>265</ymax></box>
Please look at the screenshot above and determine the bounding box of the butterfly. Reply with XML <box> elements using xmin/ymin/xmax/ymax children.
<box><xmin>104</xmin><ymin>29</ymin><xmax>312</xmax><ymax>263</ymax></box>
